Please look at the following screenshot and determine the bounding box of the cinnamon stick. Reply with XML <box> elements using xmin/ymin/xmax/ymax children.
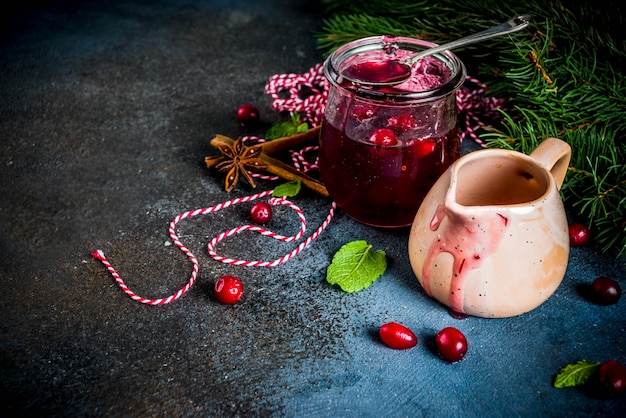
<box><xmin>208</xmin><ymin>133</ymin><xmax>329</xmax><ymax>197</ymax></box>
<box><xmin>259</xmin><ymin>125</ymin><xmax>321</xmax><ymax>155</ymax></box>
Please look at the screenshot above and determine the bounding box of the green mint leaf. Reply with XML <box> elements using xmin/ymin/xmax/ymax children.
<box><xmin>296</xmin><ymin>122</ymin><xmax>308</xmax><ymax>133</ymax></box>
<box><xmin>554</xmin><ymin>360</ymin><xmax>601</xmax><ymax>388</ymax></box>
<box><xmin>265</xmin><ymin>112</ymin><xmax>308</xmax><ymax>140</ymax></box>
<box><xmin>326</xmin><ymin>240</ymin><xmax>387</xmax><ymax>293</ymax></box>
<box><xmin>272</xmin><ymin>179</ymin><xmax>301</xmax><ymax>197</ymax></box>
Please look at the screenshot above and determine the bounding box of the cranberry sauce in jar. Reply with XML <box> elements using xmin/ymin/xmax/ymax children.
<box><xmin>319</xmin><ymin>36</ymin><xmax>465</xmax><ymax>228</ymax></box>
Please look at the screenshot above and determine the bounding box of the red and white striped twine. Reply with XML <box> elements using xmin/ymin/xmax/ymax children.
<box><xmin>92</xmin><ymin>190</ymin><xmax>336</xmax><ymax>305</ymax></box>
<box><xmin>456</xmin><ymin>76</ymin><xmax>509</xmax><ymax>148</ymax></box>
<box><xmin>208</xmin><ymin>196</ymin><xmax>335</xmax><ymax>267</ymax></box>
<box><xmin>264</xmin><ymin>63</ymin><xmax>329</xmax><ymax>126</ymax></box>
<box><xmin>290</xmin><ymin>145</ymin><xmax>319</xmax><ymax>173</ymax></box>
<box><xmin>243</xmin><ymin>136</ymin><xmax>320</xmax><ymax>179</ymax></box>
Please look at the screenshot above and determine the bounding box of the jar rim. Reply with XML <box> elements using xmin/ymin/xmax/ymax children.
<box><xmin>323</xmin><ymin>36</ymin><xmax>466</xmax><ymax>102</ymax></box>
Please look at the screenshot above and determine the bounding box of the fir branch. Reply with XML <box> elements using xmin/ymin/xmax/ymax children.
<box><xmin>317</xmin><ymin>0</ymin><xmax>531</xmax><ymax>54</ymax></box>
<box><xmin>316</xmin><ymin>0</ymin><xmax>626</xmax><ymax>255</ymax></box>
<box><xmin>315</xmin><ymin>14</ymin><xmax>417</xmax><ymax>53</ymax></box>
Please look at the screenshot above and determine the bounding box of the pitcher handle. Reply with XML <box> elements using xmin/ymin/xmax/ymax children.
<box><xmin>529</xmin><ymin>137</ymin><xmax>571</xmax><ymax>190</ymax></box>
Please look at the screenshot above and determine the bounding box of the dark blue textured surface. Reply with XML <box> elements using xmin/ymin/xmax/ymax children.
<box><xmin>1</xmin><ymin>1</ymin><xmax>624</xmax><ymax>416</ymax></box>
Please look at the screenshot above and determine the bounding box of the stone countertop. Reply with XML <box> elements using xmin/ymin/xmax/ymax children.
<box><xmin>1</xmin><ymin>0</ymin><xmax>624</xmax><ymax>416</ymax></box>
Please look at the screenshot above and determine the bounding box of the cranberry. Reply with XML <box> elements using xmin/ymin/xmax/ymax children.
<box><xmin>214</xmin><ymin>275</ymin><xmax>243</xmax><ymax>304</ymax></box>
<box><xmin>368</xmin><ymin>128</ymin><xmax>398</xmax><ymax>147</ymax></box>
<box><xmin>410</xmin><ymin>138</ymin><xmax>438</xmax><ymax>159</ymax></box>
<box><xmin>351</xmin><ymin>104</ymin><xmax>377</xmax><ymax>121</ymax></box>
<box><xmin>591</xmin><ymin>276</ymin><xmax>622</xmax><ymax>305</ymax></box>
<box><xmin>388</xmin><ymin>113</ymin><xmax>417</xmax><ymax>132</ymax></box>
<box><xmin>237</xmin><ymin>103</ymin><xmax>260</xmax><ymax>125</ymax></box>
<box><xmin>590</xmin><ymin>360</ymin><xmax>626</xmax><ymax>398</ymax></box>
<box><xmin>435</xmin><ymin>327</ymin><xmax>468</xmax><ymax>363</ymax></box>
<box><xmin>569</xmin><ymin>222</ymin><xmax>591</xmax><ymax>247</ymax></box>
<box><xmin>379</xmin><ymin>322</ymin><xmax>418</xmax><ymax>350</ymax></box>
<box><xmin>250</xmin><ymin>201</ymin><xmax>272</xmax><ymax>224</ymax></box>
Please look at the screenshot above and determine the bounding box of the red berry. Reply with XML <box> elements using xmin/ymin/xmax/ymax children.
<box><xmin>435</xmin><ymin>327</ymin><xmax>468</xmax><ymax>363</ymax></box>
<box><xmin>410</xmin><ymin>138</ymin><xmax>438</xmax><ymax>159</ymax></box>
<box><xmin>351</xmin><ymin>104</ymin><xmax>377</xmax><ymax>121</ymax></box>
<box><xmin>388</xmin><ymin>113</ymin><xmax>417</xmax><ymax>132</ymax></box>
<box><xmin>368</xmin><ymin>128</ymin><xmax>398</xmax><ymax>147</ymax></box>
<box><xmin>379</xmin><ymin>322</ymin><xmax>418</xmax><ymax>350</ymax></box>
<box><xmin>568</xmin><ymin>222</ymin><xmax>590</xmax><ymax>247</ymax></box>
<box><xmin>592</xmin><ymin>360</ymin><xmax>626</xmax><ymax>398</ymax></box>
<box><xmin>250</xmin><ymin>201</ymin><xmax>272</xmax><ymax>224</ymax></box>
<box><xmin>591</xmin><ymin>276</ymin><xmax>622</xmax><ymax>305</ymax></box>
<box><xmin>237</xmin><ymin>103</ymin><xmax>260</xmax><ymax>124</ymax></box>
<box><xmin>214</xmin><ymin>275</ymin><xmax>243</xmax><ymax>304</ymax></box>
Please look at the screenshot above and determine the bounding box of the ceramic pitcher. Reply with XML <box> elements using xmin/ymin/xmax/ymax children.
<box><xmin>408</xmin><ymin>138</ymin><xmax>571</xmax><ymax>318</ymax></box>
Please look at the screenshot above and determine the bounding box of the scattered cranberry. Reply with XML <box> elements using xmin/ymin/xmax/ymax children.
<box><xmin>569</xmin><ymin>222</ymin><xmax>591</xmax><ymax>247</ymax></box>
<box><xmin>379</xmin><ymin>322</ymin><xmax>418</xmax><ymax>350</ymax></box>
<box><xmin>368</xmin><ymin>128</ymin><xmax>398</xmax><ymax>147</ymax></box>
<box><xmin>214</xmin><ymin>275</ymin><xmax>243</xmax><ymax>304</ymax></box>
<box><xmin>237</xmin><ymin>103</ymin><xmax>260</xmax><ymax>125</ymax></box>
<box><xmin>590</xmin><ymin>360</ymin><xmax>626</xmax><ymax>398</ymax></box>
<box><xmin>591</xmin><ymin>276</ymin><xmax>622</xmax><ymax>305</ymax></box>
<box><xmin>250</xmin><ymin>201</ymin><xmax>272</xmax><ymax>224</ymax></box>
<box><xmin>435</xmin><ymin>327</ymin><xmax>468</xmax><ymax>363</ymax></box>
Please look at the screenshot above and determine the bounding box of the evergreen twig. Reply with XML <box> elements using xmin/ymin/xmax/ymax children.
<box><xmin>316</xmin><ymin>0</ymin><xmax>626</xmax><ymax>256</ymax></box>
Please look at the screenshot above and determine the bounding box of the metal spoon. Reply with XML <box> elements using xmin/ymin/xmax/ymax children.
<box><xmin>341</xmin><ymin>14</ymin><xmax>531</xmax><ymax>86</ymax></box>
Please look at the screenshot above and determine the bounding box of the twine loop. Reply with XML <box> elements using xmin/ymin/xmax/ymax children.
<box><xmin>93</xmin><ymin>191</ymin><xmax>335</xmax><ymax>305</ymax></box>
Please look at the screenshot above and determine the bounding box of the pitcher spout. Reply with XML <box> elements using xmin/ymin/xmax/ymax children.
<box><xmin>423</xmin><ymin>189</ymin><xmax>513</xmax><ymax>314</ymax></box>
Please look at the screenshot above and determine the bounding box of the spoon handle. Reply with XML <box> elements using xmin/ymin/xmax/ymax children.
<box><xmin>404</xmin><ymin>14</ymin><xmax>530</xmax><ymax>66</ymax></box>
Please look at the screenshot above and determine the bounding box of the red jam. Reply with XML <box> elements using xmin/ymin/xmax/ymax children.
<box><xmin>320</xmin><ymin>40</ymin><xmax>464</xmax><ymax>228</ymax></box>
<box><xmin>342</xmin><ymin>59</ymin><xmax>412</xmax><ymax>84</ymax></box>
<box><xmin>319</xmin><ymin>120</ymin><xmax>459</xmax><ymax>227</ymax></box>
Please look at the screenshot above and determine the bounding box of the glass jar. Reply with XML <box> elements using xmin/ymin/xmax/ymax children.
<box><xmin>319</xmin><ymin>36</ymin><xmax>466</xmax><ymax>228</ymax></box>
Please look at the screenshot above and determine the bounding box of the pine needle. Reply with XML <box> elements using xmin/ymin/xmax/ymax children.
<box><xmin>316</xmin><ymin>0</ymin><xmax>626</xmax><ymax>256</ymax></box>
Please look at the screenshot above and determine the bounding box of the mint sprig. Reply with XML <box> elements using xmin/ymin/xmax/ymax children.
<box><xmin>272</xmin><ymin>179</ymin><xmax>301</xmax><ymax>197</ymax></box>
<box><xmin>265</xmin><ymin>112</ymin><xmax>309</xmax><ymax>140</ymax></box>
<box><xmin>326</xmin><ymin>240</ymin><xmax>387</xmax><ymax>293</ymax></box>
<box><xmin>554</xmin><ymin>360</ymin><xmax>601</xmax><ymax>388</ymax></box>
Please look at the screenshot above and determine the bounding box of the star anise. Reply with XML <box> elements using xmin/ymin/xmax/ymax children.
<box><xmin>205</xmin><ymin>137</ymin><xmax>267</xmax><ymax>192</ymax></box>
<box><xmin>206</xmin><ymin>128</ymin><xmax>329</xmax><ymax>196</ymax></box>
